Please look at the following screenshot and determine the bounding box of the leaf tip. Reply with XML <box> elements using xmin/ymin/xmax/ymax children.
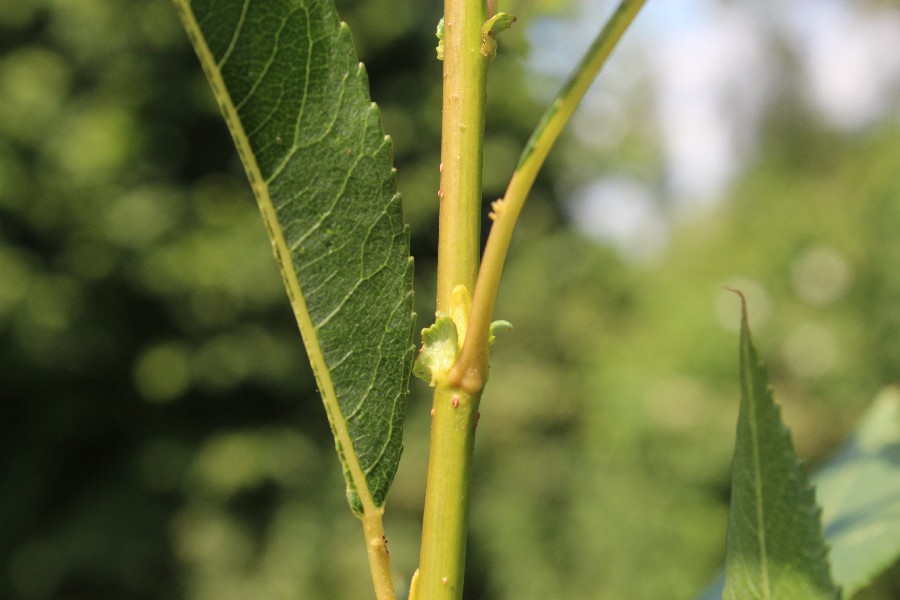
<box><xmin>723</xmin><ymin>285</ymin><xmax>748</xmax><ymax>318</ymax></box>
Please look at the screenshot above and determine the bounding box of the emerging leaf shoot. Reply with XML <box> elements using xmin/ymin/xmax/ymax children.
<box><xmin>414</xmin><ymin>285</ymin><xmax>470</xmax><ymax>387</ymax></box>
<box><xmin>436</xmin><ymin>17</ymin><xmax>445</xmax><ymax>60</ymax></box>
<box><xmin>481</xmin><ymin>12</ymin><xmax>517</xmax><ymax>60</ymax></box>
<box><xmin>414</xmin><ymin>286</ymin><xmax>510</xmax><ymax>387</ymax></box>
<box><xmin>413</xmin><ymin>315</ymin><xmax>459</xmax><ymax>387</ymax></box>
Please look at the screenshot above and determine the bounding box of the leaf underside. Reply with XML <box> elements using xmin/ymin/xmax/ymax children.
<box><xmin>723</xmin><ymin>297</ymin><xmax>838</xmax><ymax>600</ymax></box>
<box><xmin>174</xmin><ymin>0</ymin><xmax>415</xmax><ymax>512</ymax></box>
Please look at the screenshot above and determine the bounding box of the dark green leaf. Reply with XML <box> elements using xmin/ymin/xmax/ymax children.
<box><xmin>723</xmin><ymin>294</ymin><xmax>839</xmax><ymax>600</ymax></box>
<box><xmin>174</xmin><ymin>0</ymin><xmax>415</xmax><ymax>514</ymax></box>
<box><xmin>698</xmin><ymin>389</ymin><xmax>900</xmax><ymax>600</ymax></box>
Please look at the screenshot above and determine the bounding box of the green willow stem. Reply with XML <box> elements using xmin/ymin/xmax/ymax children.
<box><xmin>413</xmin><ymin>385</ymin><xmax>481</xmax><ymax>600</ymax></box>
<box><xmin>449</xmin><ymin>0</ymin><xmax>647</xmax><ymax>393</ymax></box>
<box><xmin>435</xmin><ymin>0</ymin><xmax>488</xmax><ymax>311</ymax></box>
<box><xmin>414</xmin><ymin>0</ymin><xmax>489</xmax><ymax>598</ymax></box>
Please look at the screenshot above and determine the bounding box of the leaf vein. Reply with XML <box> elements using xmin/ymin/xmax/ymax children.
<box><xmin>234</xmin><ymin>6</ymin><xmax>299</xmax><ymax>112</ymax></box>
<box><xmin>216</xmin><ymin>0</ymin><xmax>250</xmax><ymax>69</ymax></box>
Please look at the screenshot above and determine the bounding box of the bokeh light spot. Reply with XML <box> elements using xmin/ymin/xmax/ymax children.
<box><xmin>790</xmin><ymin>245</ymin><xmax>852</xmax><ymax>305</ymax></box>
<box><xmin>133</xmin><ymin>343</ymin><xmax>191</xmax><ymax>403</ymax></box>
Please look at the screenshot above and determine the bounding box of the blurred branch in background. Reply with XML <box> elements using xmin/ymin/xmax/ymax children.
<box><xmin>1</xmin><ymin>0</ymin><xmax>898</xmax><ymax>598</ymax></box>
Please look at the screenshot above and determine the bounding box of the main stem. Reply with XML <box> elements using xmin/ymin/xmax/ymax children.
<box><xmin>435</xmin><ymin>0</ymin><xmax>487</xmax><ymax>312</ymax></box>
<box><xmin>415</xmin><ymin>385</ymin><xmax>481</xmax><ymax>599</ymax></box>
<box><xmin>416</xmin><ymin>0</ymin><xmax>488</xmax><ymax>598</ymax></box>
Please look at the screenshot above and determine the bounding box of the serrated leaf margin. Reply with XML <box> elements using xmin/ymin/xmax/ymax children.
<box><xmin>172</xmin><ymin>0</ymin><xmax>415</xmax><ymax>517</ymax></box>
<box><xmin>723</xmin><ymin>292</ymin><xmax>839</xmax><ymax>600</ymax></box>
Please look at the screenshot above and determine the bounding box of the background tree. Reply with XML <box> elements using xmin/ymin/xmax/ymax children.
<box><xmin>1</xmin><ymin>0</ymin><xmax>898</xmax><ymax>598</ymax></box>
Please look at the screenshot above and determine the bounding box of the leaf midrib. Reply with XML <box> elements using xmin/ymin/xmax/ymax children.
<box><xmin>743</xmin><ymin>332</ymin><xmax>772</xmax><ymax>598</ymax></box>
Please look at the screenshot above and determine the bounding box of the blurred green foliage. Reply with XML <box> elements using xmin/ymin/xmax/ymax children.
<box><xmin>1</xmin><ymin>1</ymin><xmax>898</xmax><ymax>599</ymax></box>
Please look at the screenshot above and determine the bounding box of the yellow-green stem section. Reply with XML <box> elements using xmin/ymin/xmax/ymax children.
<box><xmin>415</xmin><ymin>0</ymin><xmax>489</xmax><ymax>597</ymax></box>
<box><xmin>362</xmin><ymin>510</ymin><xmax>395</xmax><ymax>600</ymax></box>
<box><xmin>415</xmin><ymin>386</ymin><xmax>481</xmax><ymax>600</ymax></box>
<box><xmin>411</xmin><ymin>0</ymin><xmax>487</xmax><ymax>600</ymax></box>
<box><xmin>450</xmin><ymin>0</ymin><xmax>647</xmax><ymax>393</ymax></box>
<box><xmin>436</xmin><ymin>0</ymin><xmax>488</xmax><ymax>311</ymax></box>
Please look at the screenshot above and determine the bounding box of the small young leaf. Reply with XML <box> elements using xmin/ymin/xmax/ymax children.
<box><xmin>412</xmin><ymin>285</ymin><xmax>472</xmax><ymax>387</ymax></box>
<box><xmin>480</xmin><ymin>12</ymin><xmax>516</xmax><ymax>60</ymax></box>
<box><xmin>435</xmin><ymin>17</ymin><xmax>445</xmax><ymax>60</ymax></box>
<box><xmin>173</xmin><ymin>0</ymin><xmax>416</xmax><ymax>515</ymax></box>
<box><xmin>488</xmin><ymin>319</ymin><xmax>512</xmax><ymax>346</ymax></box>
<box><xmin>413</xmin><ymin>315</ymin><xmax>458</xmax><ymax>387</ymax></box>
<box><xmin>483</xmin><ymin>12</ymin><xmax>517</xmax><ymax>36</ymax></box>
<box><xmin>723</xmin><ymin>294</ymin><xmax>839</xmax><ymax>600</ymax></box>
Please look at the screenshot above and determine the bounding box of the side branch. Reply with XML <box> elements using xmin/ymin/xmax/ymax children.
<box><xmin>449</xmin><ymin>0</ymin><xmax>648</xmax><ymax>393</ymax></box>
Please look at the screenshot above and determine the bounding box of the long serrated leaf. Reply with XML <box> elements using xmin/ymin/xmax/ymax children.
<box><xmin>723</xmin><ymin>295</ymin><xmax>839</xmax><ymax>600</ymax></box>
<box><xmin>173</xmin><ymin>0</ymin><xmax>415</xmax><ymax>515</ymax></box>
<box><xmin>816</xmin><ymin>387</ymin><xmax>900</xmax><ymax>598</ymax></box>
<box><xmin>698</xmin><ymin>389</ymin><xmax>900</xmax><ymax>600</ymax></box>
